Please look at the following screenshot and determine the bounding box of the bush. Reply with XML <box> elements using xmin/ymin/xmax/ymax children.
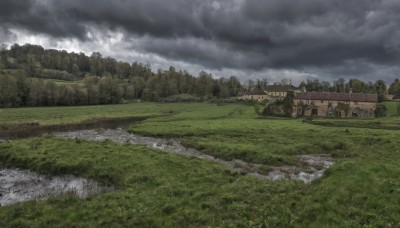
<box><xmin>375</xmin><ymin>104</ymin><xmax>387</xmax><ymax>117</ymax></box>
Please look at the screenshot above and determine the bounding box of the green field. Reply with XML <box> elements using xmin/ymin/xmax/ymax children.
<box><xmin>0</xmin><ymin>103</ymin><xmax>226</xmax><ymax>125</ymax></box>
<box><xmin>1</xmin><ymin>103</ymin><xmax>400</xmax><ymax>226</ymax></box>
<box><xmin>384</xmin><ymin>101</ymin><xmax>400</xmax><ymax>116</ymax></box>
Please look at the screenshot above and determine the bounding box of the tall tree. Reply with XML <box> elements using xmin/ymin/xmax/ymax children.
<box><xmin>388</xmin><ymin>79</ymin><xmax>400</xmax><ymax>98</ymax></box>
<box><xmin>374</xmin><ymin>80</ymin><xmax>387</xmax><ymax>102</ymax></box>
<box><xmin>0</xmin><ymin>43</ymin><xmax>7</xmax><ymax>69</ymax></box>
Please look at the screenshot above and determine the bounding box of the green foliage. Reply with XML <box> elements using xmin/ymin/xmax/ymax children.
<box><xmin>375</xmin><ymin>103</ymin><xmax>387</xmax><ymax>117</ymax></box>
<box><xmin>283</xmin><ymin>91</ymin><xmax>294</xmax><ymax>116</ymax></box>
<box><xmin>388</xmin><ymin>78</ymin><xmax>400</xmax><ymax>98</ymax></box>
<box><xmin>374</xmin><ymin>80</ymin><xmax>387</xmax><ymax>103</ymax></box>
<box><xmin>336</xmin><ymin>102</ymin><xmax>350</xmax><ymax>116</ymax></box>
<box><xmin>0</xmin><ymin>44</ymin><xmax>243</xmax><ymax>108</ymax></box>
<box><xmin>263</xmin><ymin>92</ymin><xmax>294</xmax><ymax>117</ymax></box>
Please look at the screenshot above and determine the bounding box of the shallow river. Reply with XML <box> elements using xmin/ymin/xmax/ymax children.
<box><xmin>0</xmin><ymin>118</ymin><xmax>334</xmax><ymax>206</ymax></box>
<box><xmin>53</xmin><ymin>128</ymin><xmax>335</xmax><ymax>183</ymax></box>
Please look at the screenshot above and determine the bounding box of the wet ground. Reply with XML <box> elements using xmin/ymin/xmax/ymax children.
<box><xmin>0</xmin><ymin>116</ymin><xmax>147</xmax><ymax>140</ymax></box>
<box><xmin>0</xmin><ymin>119</ymin><xmax>335</xmax><ymax>206</ymax></box>
<box><xmin>54</xmin><ymin>129</ymin><xmax>335</xmax><ymax>183</ymax></box>
<box><xmin>0</xmin><ymin>168</ymin><xmax>113</xmax><ymax>206</ymax></box>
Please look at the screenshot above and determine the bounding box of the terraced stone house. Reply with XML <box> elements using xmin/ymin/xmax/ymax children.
<box><xmin>292</xmin><ymin>91</ymin><xmax>377</xmax><ymax>118</ymax></box>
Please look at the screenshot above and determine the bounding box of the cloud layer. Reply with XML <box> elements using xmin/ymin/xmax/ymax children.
<box><xmin>1</xmin><ymin>0</ymin><xmax>400</xmax><ymax>83</ymax></box>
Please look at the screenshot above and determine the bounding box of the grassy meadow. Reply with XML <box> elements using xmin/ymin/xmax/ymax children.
<box><xmin>0</xmin><ymin>103</ymin><xmax>222</xmax><ymax>126</ymax></box>
<box><xmin>1</xmin><ymin>102</ymin><xmax>400</xmax><ymax>227</ymax></box>
<box><xmin>384</xmin><ymin>101</ymin><xmax>400</xmax><ymax>116</ymax></box>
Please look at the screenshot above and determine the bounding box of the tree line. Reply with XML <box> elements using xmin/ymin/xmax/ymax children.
<box><xmin>0</xmin><ymin>43</ymin><xmax>242</xmax><ymax>107</ymax></box>
<box><xmin>244</xmin><ymin>77</ymin><xmax>398</xmax><ymax>102</ymax></box>
<box><xmin>1</xmin><ymin>43</ymin><xmax>399</xmax><ymax>108</ymax></box>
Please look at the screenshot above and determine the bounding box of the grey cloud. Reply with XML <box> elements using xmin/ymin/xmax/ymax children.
<box><xmin>1</xmin><ymin>0</ymin><xmax>400</xmax><ymax>81</ymax></box>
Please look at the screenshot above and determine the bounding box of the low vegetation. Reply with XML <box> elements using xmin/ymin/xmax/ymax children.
<box><xmin>384</xmin><ymin>101</ymin><xmax>400</xmax><ymax>116</ymax></box>
<box><xmin>1</xmin><ymin>103</ymin><xmax>400</xmax><ymax>226</ymax></box>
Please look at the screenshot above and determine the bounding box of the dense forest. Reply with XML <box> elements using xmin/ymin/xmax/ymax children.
<box><xmin>0</xmin><ymin>43</ymin><xmax>399</xmax><ymax>108</ymax></box>
<box><xmin>0</xmin><ymin>43</ymin><xmax>242</xmax><ymax>107</ymax></box>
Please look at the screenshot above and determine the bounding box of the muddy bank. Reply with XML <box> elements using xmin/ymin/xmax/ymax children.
<box><xmin>0</xmin><ymin>116</ymin><xmax>147</xmax><ymax>140</ymax></box>
<box><xmin>0</xmin><ymin>168</ymin><xmax>113</xmax><ymax>206</ymax></box>
<box><xmin>54</xmin><ymin>129</ymin><xmax>334</xmax><ymax>183</ymax></box>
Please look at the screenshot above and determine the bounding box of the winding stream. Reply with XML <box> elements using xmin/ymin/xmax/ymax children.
<box><xmin>53</xmin><ymin>128</ymin><xmax>335</xmax><ymax>183</ymax></box>
<box><xmin>0</xmin><ymin>118</ymin><xmax>335</xmax><ymax>206</ymax></box>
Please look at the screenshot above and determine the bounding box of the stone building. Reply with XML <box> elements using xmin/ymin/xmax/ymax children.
<box><xmin>237</xmin><ymin>90</ymin><xmax>268</xmax><ymax>101</ymax></box>
<box><xmin>292</xmin><ymin>91</ymin><xmax>377</xmax><ymax>118</ymax></box>
<box><xmin>265</xmin><ymin>84</ymin><xmax>304</xmax><ymax>99</ymax></box>
<box><xmin>238</xmin><ymin>83</ymin><xmax>305</xmax><ymax>102</ymax></box>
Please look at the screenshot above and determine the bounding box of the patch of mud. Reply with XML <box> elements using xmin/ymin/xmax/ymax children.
<box><xmin>0</xmin><ymin>168</ymin><xmax>113</xmax><ymax>206</ymax></box>
<box><xmin>54</xmin><ymin>129</ymin><xmax>334</xmax><ymax>183</ymax></box>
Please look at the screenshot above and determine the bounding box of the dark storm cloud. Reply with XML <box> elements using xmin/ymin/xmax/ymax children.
<box><xmin>0</xmin><ymin>0</ymin><xmax>87</xmax><ymax>39</ymax></box>
<box><xmin>1</xmin><ymin>0</ymin><xmax>400</xmax><ymax>78</ymax></box>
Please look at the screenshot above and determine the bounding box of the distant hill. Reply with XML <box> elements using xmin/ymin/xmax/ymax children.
<box><xmin>0</xmin><ymin>43</ymin><xmax>242</xmax><ymax>108</ymax></box>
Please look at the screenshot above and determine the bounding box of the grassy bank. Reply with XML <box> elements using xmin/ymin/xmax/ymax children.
<box><xmin>1</xmin><ymin>102</ymin><xmax>400</xmax><ymax>226</ymax></box>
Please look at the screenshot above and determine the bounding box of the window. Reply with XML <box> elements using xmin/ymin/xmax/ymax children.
<box><xmin>321</xmin><ymin>100</ymin><xmax>324</xmax><ymax>103</ymax></box>
<box><xmin>311</xmin><ymin>109</ymin><xmax>318</xmax><ymax>116</ymax></box>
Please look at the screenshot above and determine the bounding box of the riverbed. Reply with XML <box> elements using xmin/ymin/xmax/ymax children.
<box><xmin>53</xmin><ymin>128</ymin><xmax>335</xmax><ymax>183</ymax></box>
<box><xmin>0</xmin><ymin>119</ymin><xmax>335</xmax><ymax>206</ymax></box>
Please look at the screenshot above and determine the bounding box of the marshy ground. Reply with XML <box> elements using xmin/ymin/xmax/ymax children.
<box><xmin>0</xmin><ymin>102</ymin><xmax>399</xmax><ymax>227</ymax></box>
<box><xmin>54</xmin><ymin>128</ymin><xmax>335</xmax><ymax>183</ymax></box>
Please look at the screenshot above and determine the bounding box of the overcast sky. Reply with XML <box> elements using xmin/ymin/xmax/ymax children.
<box><xmin>1</xmin><ymin>0</ymin><xmax>400</xmax><ymax>84</ymax></box>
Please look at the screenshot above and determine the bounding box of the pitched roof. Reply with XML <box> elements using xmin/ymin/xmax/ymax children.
<box><xmin>265</xmin><ymin>84</ymin><xmax>299</xmax><ymax>92</ymax></box>
<box><xmin>294</xmin><ymin>92</ymin><xmax>377</xmax><ymax>102</ymax></box>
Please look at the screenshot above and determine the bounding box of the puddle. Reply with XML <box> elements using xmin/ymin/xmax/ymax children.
<box><xmin>54</xmin><ymin>129</ymin><xmax>334</xmax><ymax>183</ymax></box>
<box><xmin>0</xmin><ymin>168</ymin><xmax>113</xmax><ymax>206</ymax></box>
